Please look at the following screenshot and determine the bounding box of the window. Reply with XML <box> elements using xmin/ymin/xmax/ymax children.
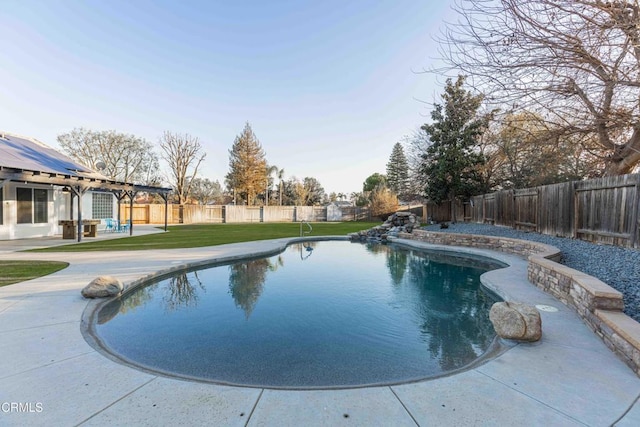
<box><xmin>34</xmin><ymin>189</ymin><xmax>48</xmax><ymax>223</ymax></box>
<box><xmin>17</xmin><ymin>188</ymin><xmax>48</xmax><ymax>224</ymax></box>
<box><xmin>17</xmin><ymin>188</ymin><xmax>32</xmax><ymax>224</ymax></box>
<box><xmin>92</xmin><ymin>192</ymin><xmax>113</xmax><ymax>219</ymax></box>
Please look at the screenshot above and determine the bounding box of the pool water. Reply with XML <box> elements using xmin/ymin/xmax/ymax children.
<box><xmin>93</xmin><ymin>241</ymin><xmax>502</xmax><ymax>388</ymax></box>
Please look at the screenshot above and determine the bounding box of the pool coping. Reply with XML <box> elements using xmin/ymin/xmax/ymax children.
<box><xmin>1</xmin><ymin>235</ymin><xmax>640</xmax><ymax>425</ymax></box>
<box><xmin>398</xmin><ymin>229</ymin><xmax>640</xmax><ymax>377</ymax></box>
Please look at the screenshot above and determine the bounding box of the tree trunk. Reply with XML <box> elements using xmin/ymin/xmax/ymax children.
<box><xmin>605</xmin><ymin>140</ymin><xmax>640</xmax><ymax>176</ymax></box>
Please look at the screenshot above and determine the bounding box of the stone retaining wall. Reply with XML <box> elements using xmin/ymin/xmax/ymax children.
<box><xmin>399</xmin><ymin>229</ymin><xmax>640</xmax><ymax>376</ymax></box>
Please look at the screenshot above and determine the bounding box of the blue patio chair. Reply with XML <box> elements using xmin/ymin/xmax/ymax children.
<box><xmin>104</xmin><ymin>218</ymin><xmax>116</xmax><ymax>233</ymax></box>
<box><xmin>119</xmin><ymin>219</ymin><xmax>131</xmax><ymax>233</ymax></box>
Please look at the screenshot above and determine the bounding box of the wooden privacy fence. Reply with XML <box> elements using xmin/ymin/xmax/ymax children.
<box><xmin>426</xmin><ymin>174</ymin><xmax>640</xmax><ymax>248</ymax></box>
<box><xmin>120</xmin><ymin>203</ymin><xmax>424</xmax><ymax>226</ymax></box>
<box><xmin>119</xmin><ymin>204</ymin><xmax>403</xmax><ymax>225</ymax></box>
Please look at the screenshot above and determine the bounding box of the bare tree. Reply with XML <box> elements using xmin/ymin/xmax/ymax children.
<box><xmin>484</xmin><ymin>111</ymin><xmax>603</xmax><ymax>188</ymax></box>
<box><xmin>57</xmin><ymin>128</ymin><xmax>160</xmax><ymax>184</ymax></box>
<box><xmin>370</xmin><ymin>185</ymin><xmax>399</xmax><ymax>219</ymax></box>
<box><xmin>436</xmin><ymin>0</ymin><xmax>640</xmax><ymax>175</ymax></box>
<box><xmin>189</xmin><ymin>177</ymin><xmax>223</xmax><ymax>205</ymax></box>
<box><xmin>159</xmin><ymin>131</ymin><xmax>206</xmax><ymax>205</ymax></box>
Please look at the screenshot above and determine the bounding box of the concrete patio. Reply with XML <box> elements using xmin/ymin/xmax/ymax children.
<box><xmin>1</xmin><ymin>228</ymin><xmax>640</xmax><ymax>426</ymax></box>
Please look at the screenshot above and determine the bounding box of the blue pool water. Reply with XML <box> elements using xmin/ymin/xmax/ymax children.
<box><xmin>93</xmin><ymin>241</ymin><xmax>502</xmax><ymax>388</ymax></box>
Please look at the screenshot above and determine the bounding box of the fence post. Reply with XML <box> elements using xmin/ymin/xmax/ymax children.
<box><xmin>512</xmin><ymin>191</ymin><xmax>516</xmax><ymax>229</ymax></box>
<box><xmin>632</xmin><ymin>181</ymin><xmax>640</xmax><ymax>248</ymax></box>
<box><xmin>482</xmin><ymin>195</ymin><xmax>486</xmax><ymax>224</ymax></box>
<box><xmin>293</xmin><ymin>206</ymin><xmax>297</xmax><ymax>222</ymax></box>
<box><xmin>573</xmin><ymin>182</ymin><xmax>578</xmax><ymax>239</ymax></box>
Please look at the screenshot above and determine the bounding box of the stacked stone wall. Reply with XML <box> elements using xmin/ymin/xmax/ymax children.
<box><xmin>399</xmin><ymin>229</ymin><xmax>640</xmax><ymax>376</ymax></box>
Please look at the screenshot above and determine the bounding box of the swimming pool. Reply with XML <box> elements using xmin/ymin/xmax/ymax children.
<box><xmin>89</xmin><ymin>240</ymin><xmax>504</xmax><ymax>388</ymax></box>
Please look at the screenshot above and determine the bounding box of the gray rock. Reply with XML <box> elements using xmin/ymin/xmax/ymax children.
<box><xmin>489</xmin><ymin>301</ymin><xmax>542</xmax><ymax>342</ymax></box>
<box><xmin>357</xmin><ymin>211</ymin><xmax>420</xmax><ymax>241</ymax></box>
<box><xmin>81</xmin><ymin>275</ymin><xmax>124</xmax><ymax>298</ymax></box>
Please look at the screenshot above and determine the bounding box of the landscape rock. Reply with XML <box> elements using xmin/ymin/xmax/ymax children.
<box><xmin>489</xmin><ymin>301</ymin><xmax>542</xmax><ymax>342</ymax></box>
<box><xmin>350</xmin><ymin>211</ymin><xmax>420</xmax><ymax>242</ymax></box>
<box><xmin>81</xmin><ymin>275</ymin><xmax>124</xmax><ymax>298</ymax></box>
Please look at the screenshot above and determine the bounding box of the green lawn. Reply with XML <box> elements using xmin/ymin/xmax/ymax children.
<box><xmin>31</xmin><ymin>222</ymin><xmax>378</xmax><ymax>252</ymax></box>
<box><xmin>0</xmin><ymin>261</ymin><xmax>69</xmax><ymax>287</ymax></box>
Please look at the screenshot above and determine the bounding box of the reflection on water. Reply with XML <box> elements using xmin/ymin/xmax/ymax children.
<box><xmin>228</xmin><ymin>256</ymin><xmax>282</xmax><ymax>318</ymax></box>
<box><xmin>406</xmin><ymin>253</ymin><xmax>497</xmax><ymax>371</ymax></box>
<box><xmin>163</xmin><ymin>271</ymin><xmax>205</xmax><ymax>311</ymax></box>
<box><xmin>385</xmin><ymin>246</ymin><xmax>408</xmax><ymax>286</ymax></box>
<box><xmin>95</xmin><ymin>241</ymin><xmax>502</xmax><ymax>387</ymax></box>
<box><xmin>368</xmin><ymin>243</ymin><xmax>498</xmax><ymax>371</ymax></box>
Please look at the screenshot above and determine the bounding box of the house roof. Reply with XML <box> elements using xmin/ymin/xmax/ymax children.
<box><xmin>0</xmin><ymin>132</ymin><xmax>110</xmax><ymax>180</ymax></box>
<box><xmin>0</xmin><ymin>131</ymin><xmax>170</xmax><ymax>194</ymax></box>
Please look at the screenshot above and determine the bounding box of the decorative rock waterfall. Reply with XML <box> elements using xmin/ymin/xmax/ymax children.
<box><xmin>350</xmin><ymin>211</ymin><xmax>419</xmax><ymax>242</ymax></box>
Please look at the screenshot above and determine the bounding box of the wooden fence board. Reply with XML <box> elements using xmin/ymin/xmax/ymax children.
<box><xmin>119</xmin><ymin>204</ymin><xmax>385</xmax><ymax>225</ymax></box>
<box><xmin>514</xmin><ymin>188</ymin><xmax>538</xmax><ymax>231</ymax></box>
<box><xmin>427</xmin><ymin>173</ymin><xmax>640</xmax><ymax>248</ymax></box>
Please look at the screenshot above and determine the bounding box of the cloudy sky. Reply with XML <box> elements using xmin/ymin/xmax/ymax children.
<box><xmin>1</xmin><ymin>0</ymin><xmax>457</xmax><ymax>195</ymax></box>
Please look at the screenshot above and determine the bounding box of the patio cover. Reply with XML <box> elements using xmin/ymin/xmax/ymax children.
<box><xmin>0</xmin><ymin>132</ymin><xmax>171</xmax><ymax>240</ymax></box>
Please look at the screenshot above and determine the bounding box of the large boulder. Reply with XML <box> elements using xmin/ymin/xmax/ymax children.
<box><xmin>81</xmin><ymin>276</ymin><xmax>124</xmax><ymax>299</ymax></box>
<box><xmin>489</xmin><ymin>301</ymin><xmax>542</xmax><ymax>342</ymax></box>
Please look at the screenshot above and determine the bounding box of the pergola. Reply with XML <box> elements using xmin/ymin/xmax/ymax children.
<box><xmin>0</xmin><ymin>133</ymin><xmax>172</xmax><ymax>242</ymax></box>
<box><xmin>0</xmin><ymin>166</ymin><xmax>172</xmax><ymax>242</ymax></box>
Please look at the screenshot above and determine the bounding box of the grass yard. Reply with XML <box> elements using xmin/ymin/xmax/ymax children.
<box><xmin>31</xmin><ymin>222</ymin><xmax>379</xmax><ymax>252</ymax></box>
<box><xmin>0</xmin><ymin>261</ymin><xmax>69</xmax><ymax>287</ymax></box>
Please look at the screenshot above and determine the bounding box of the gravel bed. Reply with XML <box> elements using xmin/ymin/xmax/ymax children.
<box><xmin>421</xmin><ymin>223</ymin><xmax>640</xmax><ymax>323</ymax></box>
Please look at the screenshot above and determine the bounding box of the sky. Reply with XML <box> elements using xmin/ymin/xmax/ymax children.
<box><xmin>0</xmin><ymin>0</ymin><xmax>457</xmax><ymax>196</ymax></box>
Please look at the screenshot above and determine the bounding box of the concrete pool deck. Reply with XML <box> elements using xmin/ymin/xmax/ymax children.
<box><xmin>1</xmin><ymin>228</ymin><xmax>640</xmax><ymax>426</ymax></box>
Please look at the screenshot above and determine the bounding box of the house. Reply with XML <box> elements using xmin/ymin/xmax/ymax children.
<box><xmin>328</xmin><ymin>200</ymin><xmax>355</xmax><ymax>208</ymax></box>
<box><xmin>0</xmin><ymin>132</ymin><xmax>170</xmax><ymax>241</ymax></box>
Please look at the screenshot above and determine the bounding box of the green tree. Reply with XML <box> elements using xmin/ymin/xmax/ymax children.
<box><xmin>264</xmin><ymin>164</ymin><xmax>279</xmax><ymax>205</ymax></box>
<box><xmin>351</xmin><ymin>191</ymin><xmax>370</xmax><ymax>207</ymax></box>
<box><xmin>362</xmin><ymin>173</ymin><xmax>387</xmax><ymax>192</ymax></box>
<box><xmin>226</xmin><ymin>122</ymin><xmax>268</xmax><ymax>205</ymax></box>
<box><xmin>303</xmin><ymin>177</ymin><xmax>325</xmax><ymax>205</ymax></box>
<box><xmin>281</xmin><ymin>176</ymin><xmax>325</xmax><ymax>205</ymax></box>
<box><xmin>420</xmin><ymin>76</ymin><xmax>488</xmax><ymax>221</ymax></box>
<box><xmin>386</xmin><ymin>142</ymin><xmax>409</xmax><ymax>198</ymax></box>
<box><xmin>276</xmin><ymin>167</ymin><xmax>285</xmax><ymax>205</ymax></box>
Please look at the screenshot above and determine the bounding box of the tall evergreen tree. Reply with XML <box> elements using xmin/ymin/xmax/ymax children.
<box><xmin>226</xmin><ymin>122</ymin><xmax>268</xmax><ymax>205</ymax></box>
<box><xmin>386</xmin><ymin>142</ymin><xmax>409</xmax><ymax>198</ymax></box>
<box><xmin>420</xmin><ymin>76</ymin><xmax>488</xmax><ymax>221</ymax></box>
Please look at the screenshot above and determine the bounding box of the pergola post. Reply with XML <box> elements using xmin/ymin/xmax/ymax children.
<box><xmin>123</xmin><ymin>190</ymin><xmax>137</xmax><ymax>236</ymax></box>
<box><xmin>69</xmin><ymin>185</ymin><xmax>87</xmax><ymax>242</ymax></box>
<box><xmin>114</xmin><ymin>190</ymin><xmax>122</xmax><ymax>226</ymax></box>
<box><xmin>160</xmin><ymin>192</ymin><xmax>169</xmax><ymax>232</ymax></box>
